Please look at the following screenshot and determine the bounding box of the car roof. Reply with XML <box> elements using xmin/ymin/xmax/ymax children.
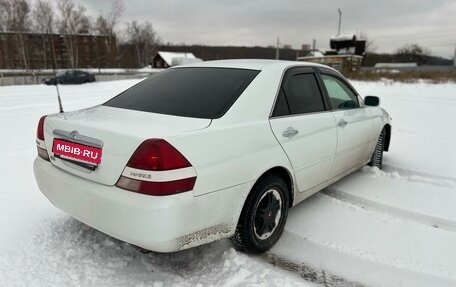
<box><xmin>172</xmin><ymin>59</ymin><xmax>336</xmax><ymax>72</ymax></box>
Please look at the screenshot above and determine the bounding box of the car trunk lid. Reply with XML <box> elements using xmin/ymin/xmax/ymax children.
<box><xmin>43</xmin><ymin>105</ymin><xmax>211</xmax><ymax>185</ymax></box>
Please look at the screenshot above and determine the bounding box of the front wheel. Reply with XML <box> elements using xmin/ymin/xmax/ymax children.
<box><xmin>369</xmin><ymin>128</ymin><xmax>385</xmax><ymax>169</ymax></box>
<box><xmin>231</xmin><ymin>175</ymin><xmax>289</xmax><ymax>253</ymax></box>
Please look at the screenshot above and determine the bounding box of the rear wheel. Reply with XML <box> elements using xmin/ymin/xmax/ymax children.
<box><xmin>231</xmin><ymin>175</ymin><xmax>289</xmax><ymax>253</ymax></box>
<box><xmin>369</xmin><ymin>128</ymin><xmax>385</xmax><ymax>169</ymax></box>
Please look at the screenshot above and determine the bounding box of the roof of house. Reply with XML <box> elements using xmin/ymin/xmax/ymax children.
<box><xmin>158</xmin><ymin>51</ymin><xmax>197</xmax><ymax>65</ymax></box>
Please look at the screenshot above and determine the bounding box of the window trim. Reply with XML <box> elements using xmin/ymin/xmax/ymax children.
<box><xmin>269</xmin><ymin>66</ymin><xmax>329</xmax><ymax>119</ymax></box>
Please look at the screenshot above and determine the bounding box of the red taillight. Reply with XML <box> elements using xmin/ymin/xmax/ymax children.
<box><xmin>116</xmin><ymin>139</ymin><xmax>196</xmax><ymax>196</ymax></box>
<box><xmin>37</xmin><ymin>115</ymin><xmax>47</xmax><ymax>141</ymax></box>
<box><xmin>126</xmin><ymin>139</ymin><xmax>191</xmax><ymax>171</ymax></box>
<box><xmin>36</xmin><ymin>115</ymin><xmax>50</xmax><ymax>161</ymax></box>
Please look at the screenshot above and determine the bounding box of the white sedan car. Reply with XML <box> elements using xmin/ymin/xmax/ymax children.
<box><xmin>34</xmin><ymin>60</ymin><xmax>391</xmax><ymax>253</ymax></box>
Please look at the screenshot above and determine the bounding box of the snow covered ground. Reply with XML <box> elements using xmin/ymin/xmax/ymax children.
<box><xmin>0</xmin><ymin>79</ymin><xmax>455</xmax><ymax>286</ymax></box>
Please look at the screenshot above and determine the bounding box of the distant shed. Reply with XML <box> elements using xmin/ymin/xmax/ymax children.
<box><xmin>297</xmin><ymin>54</ymin><xmax>363</xmax><ymax>74</ymax></box>
<box><xmin>152</xmin><ymin>51</ymin><xmax>201</xmax><ymax>68</ymax></box>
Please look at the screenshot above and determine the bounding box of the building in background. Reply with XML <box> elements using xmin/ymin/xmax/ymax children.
<box><xmin>152</xmin><ymin>51</ymin><xmax>201</xmax><ymax>68</ymax></box>
<box><xmin>297</xmin><ymin>34</ymin><xmax>366</xmax><ymax>74</ymax></box>
<box><xmin>155</xmin><ymin>45</ymin><xmax>309</xmax><ymax>63</ymax></box>
<box><xmin>0</xmin><ymin>32</ymin><xmax>118</xmax><ymax>69</ymax></box>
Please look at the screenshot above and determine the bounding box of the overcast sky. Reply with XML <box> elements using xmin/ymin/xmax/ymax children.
<box><xmin>80</xmin><ymin>0</ymin><xmax>456</xmax><ymax>58</ymax></box>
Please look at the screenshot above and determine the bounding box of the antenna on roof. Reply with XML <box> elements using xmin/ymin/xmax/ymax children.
<box><xmin>48</xmin><ymin>30</ymin><xmax>64</xmax><ymax>113</ymax></box>
<box><xmin>337</xmin><ymin>8</ymin><xmax>342</xmax><ymax>36</ymax></box>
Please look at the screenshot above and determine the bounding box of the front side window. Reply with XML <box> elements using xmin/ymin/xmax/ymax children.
<box><xmin>104</xmin><ymin>67</ymin><xmax>259</xmax><ymax>119</ymax></box>
<box><xmin>321</xmin><ymin>74</ymin><xmax>359</xmax><ymax>110</ymax></box>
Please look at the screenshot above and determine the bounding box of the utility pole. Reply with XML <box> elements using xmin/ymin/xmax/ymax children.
<box><xmin>337</xmin><ymin>8</ymin><xmax>342</xmax><ymax>36</ymax></box>
<box><xmin>275</xmin><ymin>37</ymin><xmax>280</xmax><ymax>60</ymax></box>
<box><xmin>312</xmin><ymin>39</ymin><xmax>316</xmax><ymax>51</ymax></box>
<box><xmin>453</xmin><ymin>45</ymin><xmax>456</xmax><ymax>66</ymax></box>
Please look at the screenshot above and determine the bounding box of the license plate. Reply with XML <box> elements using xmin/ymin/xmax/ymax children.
<box><xmin>52</xmin><ymin>138</ymin><xmax>102</xmax><ymax>165</ymax></box>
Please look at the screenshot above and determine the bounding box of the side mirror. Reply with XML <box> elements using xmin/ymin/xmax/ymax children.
<box><xmin>364</xmin><ymin>96</ymin><xmax>380</xmax><ymax>107</ymax></box>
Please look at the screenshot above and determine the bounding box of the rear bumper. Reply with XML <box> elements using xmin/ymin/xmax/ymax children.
<box><xmin>33</xmin><ymin>157</ymin><xmax>252</xmax><ymax>252</ymax></box>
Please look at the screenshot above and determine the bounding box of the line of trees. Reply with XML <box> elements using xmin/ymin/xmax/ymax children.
<box><xmin>363</xmin><ymin>44</ymin><xmax>453</xmax><ymax>66</ymax></box>
<box><xmin>0</xmin><ymin>0</ymin><xmax>160</xmax><ymax>69</ymax></box>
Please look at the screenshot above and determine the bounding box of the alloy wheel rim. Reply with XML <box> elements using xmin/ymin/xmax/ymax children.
<box><xmin>253</xmin><ymin>188</ymin><xmax>282</xmax><ymax>240</ymax></box>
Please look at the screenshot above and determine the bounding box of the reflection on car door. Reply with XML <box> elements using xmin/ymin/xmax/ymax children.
<box><xmin>320</xmin><ymin>73</ymin><xmax>374</xmax><ymax>177</ymax></box>
<box><xmin>269</xmin><ymin>68</ymin><xmax>337</xmax><ymax>192</ymax></box>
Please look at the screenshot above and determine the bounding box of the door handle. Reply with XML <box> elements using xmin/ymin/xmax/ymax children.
<box><xmin>338</xmin><ymin>119</ymin><xmax>348</xmax><ymax>128</ymax></box>
<box><xmin>282</xmin><ymin>127</ymin><xmax>299</xmax><ymax>138</ymax></box>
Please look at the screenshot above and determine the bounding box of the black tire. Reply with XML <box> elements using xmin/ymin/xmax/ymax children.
<box><xmin>231</xmin><ymin>175</ymin><xmax>289</xmax><ymax>253</ymax></box>
<box><xmin>369</xmin><ymin>128</ymin><xmax>385</xmax><ymax>169</ymax></box>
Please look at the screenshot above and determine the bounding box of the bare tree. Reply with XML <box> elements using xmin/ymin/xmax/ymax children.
<box><xmin>395</xmin><ymin>44</ymin><xmax>431</xmax><ymax>65</ymax></box>
<box><xmin>126</xmin><ymin>21</ymin><xmax>159</xmax><ymax>67</ymax></box>
<box><xmin>94</xmin><ymin>15</ymin><xmax>110</xmax><ymax>35</ymax></box>
<box><xmin>57</xmin><ymin>0</ymin><xmax>90</xmax><ymax>68</ymax></box>
<box><xmin>0</xmin><ymin>0</ymin><xmax>31</xmax><ymax>68</ymax></box>
<box><xmin>94</xmin><ymin>0</ymin><xmax>124</xmax><ymax>67</ymax></box>
<box><xmin>359</xmin><ymin>32</ymin><xmax>376</xmax><ymax>53</ymax></box>
<box><xmin>0</xmin><ymin>0</ymin><xmax>7</xmax><ymax>32</ymax></box>
<box><xmin>32</xmin><ymin>0</ymin><xmax>55</xmax><ymax>68</ymax></box>
<box><xmin>33</xmin><ymin>0</ymin><xmax>54</xmax><ymax>33</ymax></box>
<box><xmin>95</xmin><ymin>0</ymin><xmax>124</xmax><ymax>36</ymax></box>
<box><xmin>0</xmin><ymin>0</ymin><xmax>9</xmax><ymax>67</ymax></box>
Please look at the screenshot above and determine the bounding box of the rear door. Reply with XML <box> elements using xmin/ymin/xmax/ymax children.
<box><xmin>269</xmin><ymin>67</ymin><xmax>337</xmax><ymax>192</ymax></box>
<box><xmin>318</xmin><ymin>69</ymin><xmax>374</xmax><ymax>177</ymax></box>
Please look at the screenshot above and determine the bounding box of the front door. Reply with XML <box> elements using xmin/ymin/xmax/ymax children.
<box><xmin>319</xmin><ymin>73</ymin><xmax>374</xmax><ymax>177</ymax></box>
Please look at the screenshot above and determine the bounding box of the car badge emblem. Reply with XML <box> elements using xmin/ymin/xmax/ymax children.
<box><xmin>69</xmin><ymin>130</ymin><xmax>79</xmax><ymax>139</ymax></box>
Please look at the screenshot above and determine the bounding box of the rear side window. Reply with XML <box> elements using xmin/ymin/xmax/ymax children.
<box><xmin>282</xmin><ymin>73</ymin><xmax>325</xmax><ymax>115</ymax></box>
<box><xmin>272</xmin><ymin>90</ymin><xmax>290</xmax><ymax>117</ymax></box>
<box><xmin>104</xmin><ymin>68</ymin><xmax>259</xmax><ymax>119</ymax></box>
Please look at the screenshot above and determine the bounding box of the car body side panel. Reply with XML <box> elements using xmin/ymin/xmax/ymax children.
<box><xmin>166</xmin><ymin>121</ymin><xmax>295</xmax><ymax>197</ymax></box>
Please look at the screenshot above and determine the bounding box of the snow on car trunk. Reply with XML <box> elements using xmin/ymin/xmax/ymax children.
<box><xmin>43</xmin><ymin>105</ymin><xmax>210</xmax><ymax>185</ymax></box>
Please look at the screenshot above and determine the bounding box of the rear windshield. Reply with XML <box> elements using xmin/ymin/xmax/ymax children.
<box><xmin>104</xmin><ymin>67</ymin><xmax>260</xmax><ymax>119</ymax></box>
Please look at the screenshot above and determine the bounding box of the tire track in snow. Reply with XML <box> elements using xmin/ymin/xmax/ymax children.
<box><xmin>323</xmin><ymin>166</ymin><xmax>456</xmax><ymax>233</ymax></box>
<box><xmin>323</xmin><ymin>189</ymin><xmax>456</xmax><ymax>233</ymax></box>
<box><xmin>270</xmin><ymin>192</ymin><xmax>456</xmax><ymax>286</ymax></box>
<box><xmin>259</xmin><ymin>252</ymin><xmax>365</xmax><ymax>287</ymax></box>
<box><xmin>382</xmin><ymin>164</ymin><xmax>456</xmax><ymax>187</ymax></box>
